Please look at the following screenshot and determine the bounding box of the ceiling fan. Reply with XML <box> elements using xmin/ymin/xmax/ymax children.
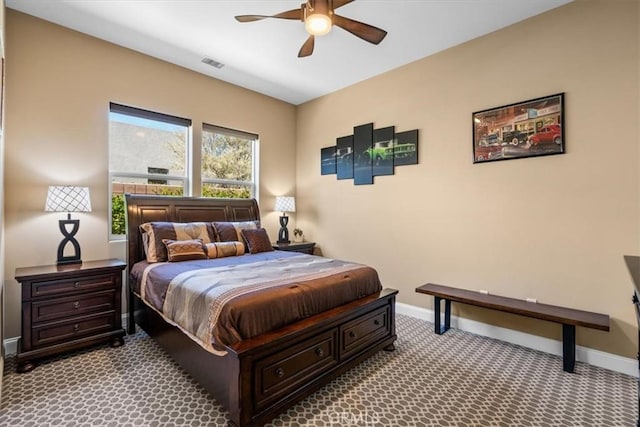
<box><xmin>235</xmin><ymin>0</ymin><xmax>387</xmax><ymax>58</ymax></box>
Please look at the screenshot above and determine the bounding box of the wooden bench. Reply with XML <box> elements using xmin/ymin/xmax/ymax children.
<box><xmin>415</xmin><ymin>283</ymin><xmax>610</xmax><ymax>373</ymax></box>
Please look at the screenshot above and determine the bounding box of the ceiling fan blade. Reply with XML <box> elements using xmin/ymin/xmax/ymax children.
<box><xmin>332</xmin><ymin>14</ymin><xmax>387</xmax><ymax>45</ymax></box>
<box><xmin>333</xmin><ymin>0</ymin><xmax>355</xmax><ymax>9</ymax></box>
<box><xmin>298</xmin><ymin>35</ymin><xmax>315</xmax><ymax>57</ymax></box>
<box><xmin>235</xmin><ymin>8</ymin><xmax>302</xmax><ymax>23</ymax></box>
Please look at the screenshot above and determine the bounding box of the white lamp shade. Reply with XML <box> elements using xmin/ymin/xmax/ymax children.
<box><xmin>45</xmin><ymin>186</ymin><xmax>92</xmax><ymax>213</ymax></box>
<box><xmin>274</xmin><ymin>196</ymin><xmax>296</xmax><ymax>213</ymax></box>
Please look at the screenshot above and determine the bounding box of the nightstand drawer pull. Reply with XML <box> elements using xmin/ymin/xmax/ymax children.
<box><xmin>73</xmin><ymin>282</ymin><xmax>80</xmax><ymax>288</ymax></box>
<box><xmin>275</xmin><ymin>367</ymin><xmax>285</xmax><ymax>378</ymax></box>
<box><xmin>315</xmin><ymin>347</ymin><xmax>324</xmax><ymax>357</ymax></box>
<box><xmin>374</xmin><ymin>319</ymin><xmax>380</xmax><ymax>326</ymax></box>
<box><xmin>73</xmin><ymin>301</ymin><xmax>80</xmax><ymax>309</ymax></box>
<box><xmin>73</xmin><ymin>324</ymin><xmax>80</xmax><ymax>332</ymax></box>
<box><xmin>349</xmin><ymin>331</ymin><xmax>357</xmax><ymax>339</ymax></box>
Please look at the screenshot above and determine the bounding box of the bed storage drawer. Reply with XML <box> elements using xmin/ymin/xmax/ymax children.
<box><xmin>254</xmin><ymin>329</ymin><xmax>338</xmax><ymax>410</ymax></box>
<box><xmin>339</xmin><ymin>305</ymin><xmax>391</xmax><ymax>359</ymax></box>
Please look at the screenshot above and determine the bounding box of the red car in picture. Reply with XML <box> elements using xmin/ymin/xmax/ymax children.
<box><xmin>529</xmin><ymin>124</ymin><xmax>562</xmax><ymax>146</ymax></box>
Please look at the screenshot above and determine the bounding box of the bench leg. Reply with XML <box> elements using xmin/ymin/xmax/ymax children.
<box><xmin>434</xmin><ymin>296</ymin><xmax>451</xmax><ymax>335</ymax></box>
<box><xmin>562</xmin><ymin>324</ymin><xmax>576</xmax><ymax>373</ymax></box>
<box><xmin>444</xmin><ymin>299</ymin><xmax>451</xmax><ymax>331</ymax></box>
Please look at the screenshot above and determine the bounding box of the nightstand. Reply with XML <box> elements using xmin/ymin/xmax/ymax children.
<box><xmin>272</xmin><ymin>241</ymin><xmax>316</xmax><ymax>255</ymax></box>
<box><xmin>15</xmin><ymin>259</ymin><xmax>126</xmax><ymax>373</ymax></box>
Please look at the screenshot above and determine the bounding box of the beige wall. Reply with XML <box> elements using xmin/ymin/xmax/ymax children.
<box><xmin>296</xmin><ymin>1</ymin><xmax>640</xmax><ymax>357</ymax></box>
<box><xmin>3</xmin><ymin>10</ymin><xmax>296</xmax><ymax>338</ymax></box>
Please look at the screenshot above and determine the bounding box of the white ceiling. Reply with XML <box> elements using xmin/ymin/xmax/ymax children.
<box><xmin>7</xmin><ymin>0</ymin><xmax>572</xmax><ymax>105</ymax></box>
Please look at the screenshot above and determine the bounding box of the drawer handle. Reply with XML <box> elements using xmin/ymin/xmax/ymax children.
<box><xmin>374</xmin><ymin>319</ymin><xmax>381</xmax><ymax>326</ymax></box>
<box><xmin>73</xmin><ymin>324</ymin><xmax>80</xmax><ymax>332</ymax></box>
<box><xmin>274</xmin><ymin>367</ymin><xmax>285</xmax><ymax>378</ymax></box>
<box><xmin>73</xmin><ymin>301</ymin><xmax>80</xmax><ymax>309</ymax></box>
<box><xmin>349</xmin><ymin>331</ymin><xmax>357</xmax><ymax>339</ymax></box>
<box><xmin>73</xmin><ymin>281</ymin><xmax>80</xmax><ymax>288</ymax></box>
<box><xmin>315</xmin><ymin>347</ymin><xmax>324</xmax><ymax>357</ymax></box>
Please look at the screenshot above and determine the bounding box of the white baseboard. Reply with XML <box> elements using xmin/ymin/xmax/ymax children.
<box><xmin>4</xmin><ymin>336</ymin><xmax>18</xmax><ymax>357</ymax></box>
<box><xmin>5</xmin><ymin>309</ymin><xmax>636</xmax><ymax>377</ymax></box>
<box><xmin>397</xmin><ymin>302</ymin><xmax>638</xmax><ymax>377</ymax></box>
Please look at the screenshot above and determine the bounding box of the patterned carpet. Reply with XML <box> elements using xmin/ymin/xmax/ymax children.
<box><xmin>0</xmin><ymin>314</ymin><xmax>636</xmax><ymax>426</ymax></box>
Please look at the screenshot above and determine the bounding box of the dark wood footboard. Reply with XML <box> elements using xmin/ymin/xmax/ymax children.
<box><xmin>132</xmin><ymin>288</ymin><xmax>398</xmax><ymax>426</ymax></box>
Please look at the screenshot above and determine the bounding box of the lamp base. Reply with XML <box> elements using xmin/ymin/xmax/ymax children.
<box><xmin>57</xmin><ymin>257</ymin><xmax>83</xmax><ymax>266</ymax></box>
<box><xmin>57</xmin><ymin>217</ymin><xmax>82</xmax><ymax>265</ymax></box>
<box><xmin>277</xmin><ymin>214</ymin><xmax>290</xmax><ymax>244</ymax></box>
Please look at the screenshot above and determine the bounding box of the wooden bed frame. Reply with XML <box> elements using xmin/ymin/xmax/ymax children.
<box><xmin>125</xmin><ymin>195</ymin><xmax>398</xmax><ymax>427</ymax></box>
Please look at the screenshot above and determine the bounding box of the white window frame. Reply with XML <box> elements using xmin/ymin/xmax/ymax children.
<box><xmin>201</xmin><ymin>124</ymin><xmax>258</xmax><ymax>199</ymax></box>
<box><xmin>108</xmin><ymin>103</ymin><xmax>192</xmax><ymax>240</ymax></box>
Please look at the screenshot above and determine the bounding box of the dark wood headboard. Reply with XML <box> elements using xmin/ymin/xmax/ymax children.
<box><xmin>125</xmin><ymin>194</ymin><xmax>261</xmax><ymax>269</ymax></box>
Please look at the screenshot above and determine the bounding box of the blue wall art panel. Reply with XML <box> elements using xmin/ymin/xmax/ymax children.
<box><xmin>336</xmin><ymin>135</ymin><xmax>354</xmax><ymax>180</ymax></box>
<box><xmin>320</xmin><ymin>146</ymin><xmax>336</xmax><ymax>175</ymax></box>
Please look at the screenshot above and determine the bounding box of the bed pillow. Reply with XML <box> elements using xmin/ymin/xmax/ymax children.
<box><xmin>212</xmin><ymin>221</ymin><xmax>259</xmax><ymax>243</ymax></box>
<box><xmin>241</xmin><ymin>228</ymin><xmax>274</xmax><ymax>254</ymax></box>
<box><xmin>140</xmin><ymin>221</ymin><xmax>216</xmax><ymax>263</ymax></box>
<box><xmin>162</xmin><ymin>239</ymin><xmax>207</xmax><ymax>262</ymax></box>
<box><xmin>204</xmin><ymin>241</ymin><xmax>245</xmax><ymax>259</ymax></box>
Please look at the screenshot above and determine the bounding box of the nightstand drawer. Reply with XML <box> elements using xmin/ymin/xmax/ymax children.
<box><xmin>29</xmin><ymin>274</ymin><xmax>115</xmax><ymax>299</ymax></box>
<box><xmin>31</xmin><ymin>290</ymin><xmax>115</xmax><ymax>323</ymax></box>
<box><xmin>31</xmin><ymin>312</ymin><xmax>116</xmax><ymax>348</ymax></box>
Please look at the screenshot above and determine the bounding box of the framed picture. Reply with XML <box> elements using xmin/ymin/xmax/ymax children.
<box><xmin>472</xmin><ymin>93</ymin><xmax>564</xmax><ymax>164</ymax></box>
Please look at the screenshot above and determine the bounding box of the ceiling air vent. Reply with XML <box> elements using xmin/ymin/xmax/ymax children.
<box><xmin>201</xmin><ymin>57</ymin><xmax>224</xmax><ymax>69</ymax></box>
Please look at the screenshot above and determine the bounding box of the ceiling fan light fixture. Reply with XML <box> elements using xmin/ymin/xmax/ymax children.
<box><xmin>235</xmin><ymin>0</ymin><xmax>387</xmax><ymax>57</ymax></box>
<box><xmin>305</xmin><ymin>13</ymin><xmax>332</xmax><ymax>36</ymax></box>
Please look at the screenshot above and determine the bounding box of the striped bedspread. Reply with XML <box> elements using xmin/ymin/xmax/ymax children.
<box><xmin>133</xmin><ymin>252</ymin><xmax>382</xmax><ymax>355</ymax></box>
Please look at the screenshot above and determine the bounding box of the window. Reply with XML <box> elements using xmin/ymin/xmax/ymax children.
<box><xmin>109</xmin><ymin>103</ymin><xmax>191</xmax><ymax>237</ymax></box>
<box><xmin>108</xmin><ymin>104</ymin><xmax>258</xmax><ymax>238</ymax></box>
<box><xmin>201</xmin><ymin>124</ymin><xmax>257</xmax><ymax>199</ymax></box>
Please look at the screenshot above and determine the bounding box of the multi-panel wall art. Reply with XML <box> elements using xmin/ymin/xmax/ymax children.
<box><xmin>321</xmin><ymin>123</ymin><xmax>418</xmax><ymax>185</ymax></box>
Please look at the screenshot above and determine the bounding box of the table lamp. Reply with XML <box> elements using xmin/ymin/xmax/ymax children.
<box><xmin>274</xmin><ymin>196</ymin><xmax>295</xmax><ymax>244</ymax></box>
<box><xmin>45</xmin><ymin>186</ymin><xmax>92</xmax><ymax>265</ymax></box>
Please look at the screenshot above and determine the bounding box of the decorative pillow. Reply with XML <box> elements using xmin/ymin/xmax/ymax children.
<box><xmin>241</xmin><ymin>228</ymin><xmax>274</xmax><ymax>254</ymax></box>
<box><xmin>212</xmin><ymin>221</ymin><xmax>259</xmax><ymax>243</ymax></box>
<box><xmin>204</xmin><ymin>241</ymin><xmax>245</xmax><ymax>259</ymax></box>
<box><xmin>162</xmin><ymin>239</ymin><xmax>207</xmax><ymax>262</ymax></box>
<box><xmin>140</xmin><ymin>222</ymin><xmax>216</xmax><ymax>263</ymax></box>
